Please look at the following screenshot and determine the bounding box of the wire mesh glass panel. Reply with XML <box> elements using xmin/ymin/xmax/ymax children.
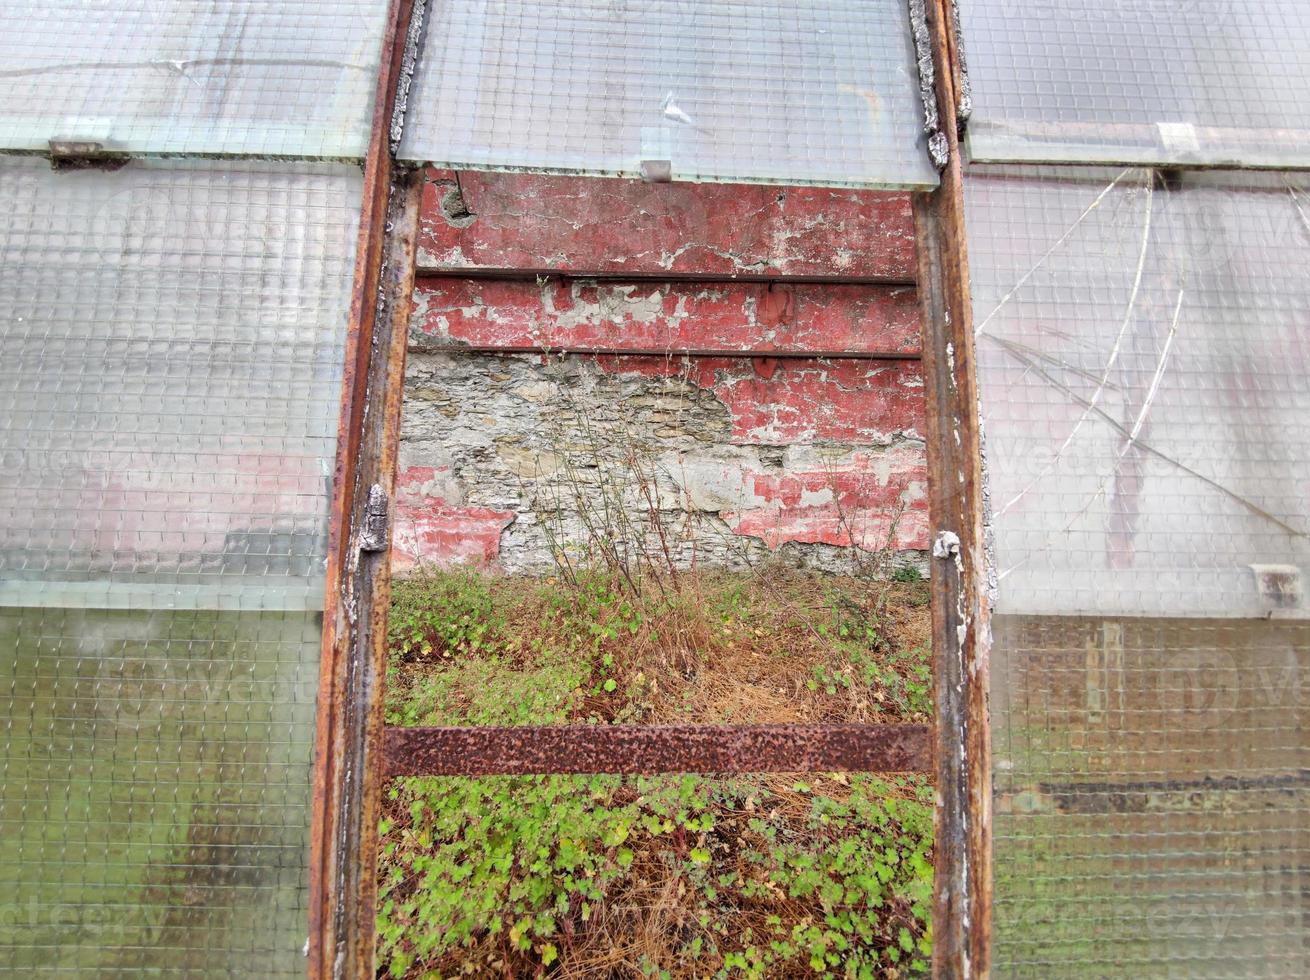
<box><xmin>961</xmin><ymin>0</ymin><xmax>1310</xmax><ymax>169</ymax></box>
<box><xmin>0</xmin><ymin>157</ymin><xmax>360</xmax><ymax>975</ymax></box>
<box><xmin>969</xmin><ymin>166</ymin><xmax>1310</xmax><ymax>619</ymax></box>
<box><xmin>0</xmin><ymin>607</ymin><xmax>322</xmax><ymax>976</ymax></box>
<box><xmin>0</xmin><ymin>0</ymin><xmax>388</xmax><ymax>159</ymax></box>
<box><xmin>991</xmin><ymin>616</ymin><xmax>1308</xmax><ymax>977</ymax></box>
<box><xmin>396</xmin><ymin>0</ymin><xmax>939</xmax><ymax>189</ymax></box>
<box><xmin>969</xmin><ymin>165</ymin><xmax>1310</xmax><ymax>975</ymax></box>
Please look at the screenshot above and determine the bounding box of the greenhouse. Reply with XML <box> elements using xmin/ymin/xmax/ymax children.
<box><xmin>0</xmin><ymin>1</ymin><xmax>1305</xmax><ymax>977</ymax></box>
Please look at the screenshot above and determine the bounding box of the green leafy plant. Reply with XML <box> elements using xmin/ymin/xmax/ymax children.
<box><xmin>891</xmin><ymin>566</ymin><xmax>924</xmax><ymax>584</ymax></box>
<box><xmin>389</xmin><ymin>570</ymin><xmax>502</xmax><ymax>662</ymax></box>
<box><xmin>377</xmin><ymin>569</ymin><xmax>935</xmax><ymax>976</ymax></box>
<box><xmin>378</xmin><ymin>773</ymin><xmax>933</xmax><ymax>978</ymax></box>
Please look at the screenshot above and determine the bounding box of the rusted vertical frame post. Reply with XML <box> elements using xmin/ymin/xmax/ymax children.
<box><xmin>308</xmin><ymin>0</ymin><xmax>423</xmax><ymax>976</ymax></box>
<box><xmin>912</xmin><ymin>0</ymin><xmax>992</xmax><ymax>975</ymax></box>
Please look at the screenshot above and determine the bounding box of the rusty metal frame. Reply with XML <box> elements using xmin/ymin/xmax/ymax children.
<box><xmin>912</xmin><ymin>0</ymin><xmax>993</xmax><ymax>975</ymax></box>
<box><xmin>308</xmin><ymin>0</ymin><xmax>424</xmax><ymax>974</ymax></box>
<box><xmin>310</xmin><ymin>1</ymin><xmax>988</xmax><ymax>977</ymax></box>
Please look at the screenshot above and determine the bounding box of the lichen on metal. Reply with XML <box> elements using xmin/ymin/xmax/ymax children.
<box><xmin>907</xmin><ymin>0</ymin><xmax>950</xmax><ymax>171</ymax></box>
<box><xmin>389</xmin><ymin>0</ymin><xmax>428</xmax><ymax>155</ymax></box>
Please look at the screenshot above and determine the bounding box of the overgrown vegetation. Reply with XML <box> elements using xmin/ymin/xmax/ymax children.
<box><xmin>377</xmin><ymin>568</ymin><xmax>933</xmax><ymax>978</ymax></box>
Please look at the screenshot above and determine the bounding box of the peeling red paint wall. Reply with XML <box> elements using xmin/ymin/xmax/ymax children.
<box><xmin>419</xmin><ymin>170</ymin><xmax>916</xmax><ymax>281</ymax></box>
<box><xmin>398</xmin><ymin>169</ymin><xmax>927</xmax><ymax>572</ymax></box>
<box><xmin>593</xmin><ymin>356</ymin><xmax>925</xmax><ymax>445</ymax></box>
<box><xmin>722</xmin><ymin>449</ymin><xmax>930</xmax><ymax>552</ymax></box>
<box><xmin>413</xmin><ymin>278</ymin><xmax>921</xmax><ymax>355</ymax></box>
<box><xmin>391</xmin><ymin>466</ymin><xmax>515</xmax><ymax>573</ymax></box>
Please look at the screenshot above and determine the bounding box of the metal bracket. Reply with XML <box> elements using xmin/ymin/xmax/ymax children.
<box><xmin>1250</xmin><ymin>563</ymin><xmax>1303</xmax><ymax>616</ymax></box>
<box><xmin>359</xmin><ymin>484</ymin><xmax>391</xmax><ymax>552</ymax></box>
<box><xmin>47</xmin><ymin>139</ymin><xmax>129</xmax><ymax>172</ymax></box>
<box><xmin>639</xmin><ymin>159</ymin><xmax>673</xmax><ymax>183</ymax></box>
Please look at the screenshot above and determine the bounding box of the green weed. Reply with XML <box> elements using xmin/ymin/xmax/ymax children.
<box><xmin>377</xmin><ymin>570</ymin><xmax>934</xmax><ymax>977</ymax></box>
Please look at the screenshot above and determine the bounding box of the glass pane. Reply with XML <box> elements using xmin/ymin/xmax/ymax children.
<box><xmin>969</xmin><ymin>165</ymin><xmax>1310</xmax><ymax>976</ymax></box>
<box><xmin>968</xmin><ymin>166</ymin><xmax>1310</xmax><ymax>619</ymax></box>
<box><xmin>961</xmin><ymin>0</ymin><xmax>1310</xmax><ymax>168</ymax></box>
<box><xmin>396</xmin><ymin>0</ymin><xmax>940</xmax><ymax>190</ymax></box>
<box><xmin>0</xmin><ymin>607</ymin><xmax>321</xmax><ymax>975</ymax></box>
<box><xmin>0</xmin><ymin>157</ymin><xmax>360</xmax><ymax>974</ymax></box>
<box><xmin>0</xmin><ymin>1</ymin><xmax>388</xmax><ymax>158</ymax></box>
<box><xmin>992</xmin><ymin>616</ymin><xmax>1308</xmax><ymax>976</ymax></box>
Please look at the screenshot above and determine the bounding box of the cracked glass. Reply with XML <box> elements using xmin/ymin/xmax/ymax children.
<box><xmin>961</xmin><ymin>0</ymin><xmax>1310</xmax><ymax>169</ymax></box>
<box><xmin>0</xmin><ymin>0</ymin><xmax>388</xmax><ymax>158</ymax></box>
<box><xmin>969</xmin><ymin>165</ymin><xmax>1310</xmax><ymax>975</ymax></box>
<box><xmin>972</xmin><ymin>166</ymin><xmax>1310</xmax><ymax>619</ymax></box>
<box><xmin>396</xmin><ymin>0</ymin><xmax>940</xmax><ymax>189</ymax></box>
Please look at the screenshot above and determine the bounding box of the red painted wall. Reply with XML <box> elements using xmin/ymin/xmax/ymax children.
<box><xmin>419</xmin><ymin>169</ymin><xmax>916</xmax><ymax>281</ymax></box>
<box><xmin>395</xmin><ymin>170</ymin><xmax>926</xmax><ymax>574</ymax></box>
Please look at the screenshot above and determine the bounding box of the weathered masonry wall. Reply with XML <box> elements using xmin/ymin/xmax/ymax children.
<box><xmin>395</xmin><ymin>169</ymin><xmax>929</xmax><ymax>575</ymax></box>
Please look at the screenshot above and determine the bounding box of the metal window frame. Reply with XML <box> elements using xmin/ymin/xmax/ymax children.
<box><xmin>911</xmin><ymin>0</ymin><xmax>993</xmax><ymax>974</ymax></box>
<box><xmin>308</xmin><ymin>0</ymin><xmax>424</xmax><ymax>975</ymax></box>
<box><xmin>307</xmin><ymin>0</ymin><xmax>992</xmax><ymax>975</ymax></box>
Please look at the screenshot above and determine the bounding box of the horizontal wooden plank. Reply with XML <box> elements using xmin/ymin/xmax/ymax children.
<box><xmin>383</xmin><ymin>723</ymin><xmax>933</xmax><ymax>776</ymax></box>
<box><xmin>412</xmin><ymin>277</ymin><xmax>922</xmax><ymax>356</ymax></box>
<box><xmin>419</xmin><ymin>169</ymin><xmax>916</xmax><ymax>281</ymax></box>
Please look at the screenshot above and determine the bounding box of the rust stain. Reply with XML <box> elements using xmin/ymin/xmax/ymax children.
<box><xmin>914</xmin><ymin>0</ymin><xmax>992</xmax><ymax>973</ymax></box>
<box><xmin>309</xmin><ymin>0</ymin><xmax>422</xmax><ymax>974</ymax></box>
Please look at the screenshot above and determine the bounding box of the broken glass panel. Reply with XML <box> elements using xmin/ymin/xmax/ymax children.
<box><xmin>970</xmin><ymin>165</ymin><xmax>1310</xmax><ymax>976</ymax></box>
<box><xmin>0</xmin><ymin>157</ymin><xmax>360</xmax><ymax>974</ymax></box>
<box><xmin>0</xmin><ymin>0</ymin><xmax>387</xmax><ymax>158</ymax></box>
<box><xmin>397</xmin><ymin>0</ymin><xmax>939</xmax><ymax>189</ymax></box>
<box><xmin>962</xmin><ymin>0</ymin><xmax>1310</xmax><ymax>168</ymax></box>
<box><xmin>968</xmin><ymin>166</ymin><xmax>1310</xmax><ymax>619</ymax></box>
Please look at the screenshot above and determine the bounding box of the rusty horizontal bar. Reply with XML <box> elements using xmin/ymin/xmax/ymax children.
<box><xmin>410</xmin><ymin>343</ymin><xmax>922</xmax><ymax>362</ymax></box>
<box><xmin>382</xmin><ymin>723</ymin><xmax>932</xmax><ymax>777</ymax></box>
